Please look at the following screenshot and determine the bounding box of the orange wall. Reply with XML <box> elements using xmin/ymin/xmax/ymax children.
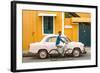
<box><xmin>22</xmin><ymin>10</ymin><xmax>62</xmax><ymax>52</ymax></box>
<box><xmin>22</xmin><ymin>10</ymin><xmax>79</xmax><ymax>52</ymax></box>
<box><xmin>55</xmin><ymin>12</ymin><xmax>62</xmax><ymax>34</ymax></box>
<box><xmin>64</xmin><ymin>18</ymin><xmax>78</xmax><ymax>41</ymax></box>
<box><xmin>22</xmin><ymin>10</ymin><xmax>37</xmax><ymax>52</ymax></box>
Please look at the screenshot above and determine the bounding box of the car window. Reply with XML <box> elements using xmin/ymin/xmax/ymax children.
<box><xmin>45</xmin><ymin>36</ymin><xmax>70</xmax><ymax>43</ymax></box>
<box><xmin>46</xmin><ymin>37</ymin><xmax>57</xmax><ymax>42</ymax></box>
<box><xmin>65</xmin><ymin>37</ymin><xmax>71</xmax><ymax>42</ymax></box>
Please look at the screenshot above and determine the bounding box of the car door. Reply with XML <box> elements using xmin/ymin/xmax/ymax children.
<box><xmin>60</xmin><ymin>37</ymin><xmax>69</xmax><ymax>50</ymax></box>
<box><xmin>44</xmin><ymin>37</ymin><xmax>57</xmax><ymax>50</ymax></box>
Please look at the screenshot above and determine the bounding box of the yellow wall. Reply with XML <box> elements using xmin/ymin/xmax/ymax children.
<box><xmin>22</xmin><ymin>10</ymin><xmax>80</xmax><ymax>52</ymax></box>
<box><xmin>72</xmin><ymin>23</ymin><xmax>78</xmax><ymax>41</ymax></box>
<box><xmin>22</xmin><ymin>10</ymin><xmax>37</xmax><ymax>52</ymax></box>
<box><xmin>22</xmin><ymin>10</ymin><xmax>62</xmax><ymax>52</ymax></box>
<box><xmin>64</xmin><ymin>18</ymin><xmax>78</xmax><ymax>42</ymax></box>
<box><xmin>64</xmin><ymin>18</ymin><xmax>73</xmax><ymax>40</ymax></box>
<box><xmin>55</xmin><ymin>12</ymin><xmax>62</xmax><ymax>34</ymax></box>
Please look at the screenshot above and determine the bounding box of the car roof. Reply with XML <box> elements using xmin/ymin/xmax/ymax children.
<box><xmin>41</xmin><ymin>34</ymin><xmax>66</xmax><ymax>42</ymax></box>
<box><xmin>45</xmin><ymin>34</ymin><xmax>66</xmax><ymax>38</ymax></box>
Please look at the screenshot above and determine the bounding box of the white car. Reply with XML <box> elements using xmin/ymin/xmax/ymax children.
<box><xmin>29</xmin><ymin>35</ymin><xmax>86</xmax><ymax>59</ymax></box>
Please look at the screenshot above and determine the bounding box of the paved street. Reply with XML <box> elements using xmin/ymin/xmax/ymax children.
<box><xmin>22</xmin><ymin>47</ymin><xmax>91</xmax><ymax>63</ymax></box>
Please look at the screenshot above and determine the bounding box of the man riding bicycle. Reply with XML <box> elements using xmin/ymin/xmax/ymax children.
<box><xmin>56</xmin><ymin>31</ymin><xmax>66</xmax><ymax>56</ymax></box>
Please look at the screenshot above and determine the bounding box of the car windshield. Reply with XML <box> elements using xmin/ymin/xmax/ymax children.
<box><xmin>61</xmin><ymin>37</ymin><xmax>71</xmax><ymax>43</ymax></box>
<box><xmin>66</xmin><ymin>37</ymin><xmax>72</xmax><ymax>42</ymax></box>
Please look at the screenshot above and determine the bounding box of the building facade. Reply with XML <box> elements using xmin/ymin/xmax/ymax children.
<box><xmin>22</xmin><ymin>10</ymin><xmax>91</xmax><ymax>52</ymax></box>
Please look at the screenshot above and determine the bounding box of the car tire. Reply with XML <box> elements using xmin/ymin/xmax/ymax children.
<box><xmin>49</xmin><ymin>49</ymin><xmax>60</xmax><ymax>58</ymax></box>
<box><xmin>65</xmin><ymin>49</ymin><xmax>72</xmax><ymax>56</ymax></box>
<box><xmin>72</xmin><ymin>48</ymin><xmax>81</xmax><ymax>57</ymax></box>
<box><xmin>38</xmin><ymin>50</ymin><xmax>48</xmax><ymax>59</ymax></box>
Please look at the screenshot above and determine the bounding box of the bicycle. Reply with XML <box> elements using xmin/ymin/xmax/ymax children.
<box><xmin>49</xmin><ymin>43</ymin><xmax>67</xmax><ymax>60</ymax></box>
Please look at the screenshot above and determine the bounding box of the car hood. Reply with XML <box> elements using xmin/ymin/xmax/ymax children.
<box><xmin>68</xmin><ymin>42</ymin><xmax>84</xmax><ymax>46</ymax></box>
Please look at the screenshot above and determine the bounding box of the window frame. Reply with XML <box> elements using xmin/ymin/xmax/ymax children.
<box><xmin>42</xmin><ymin>16</ymin><xmax>55</xmax><ymax>35</ymax></box>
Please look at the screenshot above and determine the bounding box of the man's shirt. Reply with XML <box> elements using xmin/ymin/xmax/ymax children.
<box><xmin>56</xmin><ymin>36</ymin><xmax>64</xmax><ymax>46</ymax></box>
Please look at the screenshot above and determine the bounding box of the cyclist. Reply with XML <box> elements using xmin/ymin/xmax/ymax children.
<box><xmin>56</xmin><ymin>31</ymin><xmax>65</xmax><ymax>56</ymax></box>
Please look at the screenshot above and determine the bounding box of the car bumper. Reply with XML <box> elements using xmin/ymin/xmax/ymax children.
<box><xmin>82</xmin><ymin>51</ymin><xmax>87</xmax><ymax>54</ymax></box>
<box><xmin>81</xmin><ymin>47</ymin><xmax>87</xmax><ymax>54</ymax></box>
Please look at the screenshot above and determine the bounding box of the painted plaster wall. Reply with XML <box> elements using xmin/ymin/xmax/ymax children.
<box><xmin>22</xmin><ymin>10</ymin><xmax>62</xmax><ymax>52</ymax></box>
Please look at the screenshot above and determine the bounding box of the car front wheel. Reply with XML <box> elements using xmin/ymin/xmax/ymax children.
<box><xmin>38</xmin><ymin>50</ymin><xmax>48</xmax><ymax>59</ymax></box>
<box><xmin>72</xmin><ymin>49</ymin><xmax>81</xmax><ymax>57</ymax></box>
